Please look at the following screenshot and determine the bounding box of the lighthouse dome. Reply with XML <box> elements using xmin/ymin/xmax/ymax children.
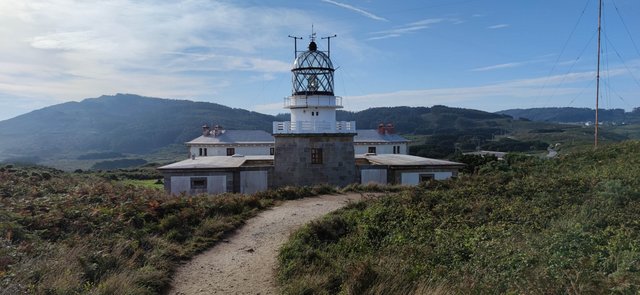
<box><xmin>291</xmin><ymin>41</ymin><xmax>335</xmax><ymax>96</ymax></box>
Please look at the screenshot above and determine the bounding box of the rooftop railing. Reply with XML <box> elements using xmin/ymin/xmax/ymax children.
<box><xmin>273</xmin><ymin>120</ymin><xmax>356</xmax><ymax>134</ymax></box>
<box><xmin>283</xmin><ymin>96</ymin><xmax>343</xmax><ymax>108</ymax></box>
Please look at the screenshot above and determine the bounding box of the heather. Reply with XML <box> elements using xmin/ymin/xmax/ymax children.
<box><xmin>278</xmin><ymin>141</ymin><xmax>640</xmax><ymax>294</ymax></box>
<box><xmin>0</xmin><ymin>166</ymin><xmax>338</xmax><ymax>294</ymax></box>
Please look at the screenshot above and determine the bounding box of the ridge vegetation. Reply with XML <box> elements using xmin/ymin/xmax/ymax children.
<box><xmin>278</xmin><ymin>141</ymin><xmax>640</xmax><ymax>294</ymax></box>
<box><xmin>0</xmin><ymin>164</ymin><xmax>364</xmax><ymax>294</ymax></box>
<box><xmin>2</xmin><ymin>94</ymin><xmax>639</xmax><ymax>170</ymax></box>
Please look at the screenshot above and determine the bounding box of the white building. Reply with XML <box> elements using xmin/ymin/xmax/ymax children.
<box><xmin>186</xmin><ymin>124</ymin><xmax>409</xmax><ymax>158</ymax></box>
<box><xmin>159</xmin><ymin>32</ymin><xmax>463</xmax><ymax>195</ymax></box>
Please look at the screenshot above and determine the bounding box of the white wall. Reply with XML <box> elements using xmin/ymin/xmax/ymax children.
<box><xmin>170</xmin><ymin>176</ymin><xmax>190</xmax><ymax>194</ymax></box>
<box><xmin>290</xmin><ymin>109</ymin><xmax>336</xmax><ymax>123</ymax></box>
<box><xmin>170</xmin><ymin>175</ymin><xmax>226</xmax><ymax>194</ymax></box>
<box><xmin>354</xmin><ymin>143</ymin><xmax>407</xmax><ymax>155</ymax></box>
<box><xmin>361</xmin><ymin>169</ymin><xmax>387</xmax><ymax>184</ymax></box>
<box><xmin>189</xmin><ymin>145</ymin><xmax>272</xmax><ymax>157</ymax></box>
<box><xmin>240</xmin><ymin>171</ymin><xmax>268</xmax><ymax>194</ymax></box>
<box><xmin>400</xmin><ymin>171</ymin><xmax>453</xmax><ymax>185</ymax></box>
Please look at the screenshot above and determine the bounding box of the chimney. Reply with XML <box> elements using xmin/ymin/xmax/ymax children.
<box><xmin>377</xmin><ymin>123</ymin><xmax>385</xmax><ymax>134</ymax></box>
<box><xmin>386</xmin><ymin>123</ymin><xmax>395</xmax><ymax>134</ymax></box>
<box><xmin>213</xmin><ymin>125</ymin><xmax>223</xmax><ymax>137</ymax></box>
<box><xmin>202</xmin><ymin>124</ymin><xmax>210</xmax><ymax>136</ymax></box>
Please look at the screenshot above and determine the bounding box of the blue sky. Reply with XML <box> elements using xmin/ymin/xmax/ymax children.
<box><xmin>0</xmin><ymin>0</ymin><xmax>639</xmax><ymax>121</ymax></box>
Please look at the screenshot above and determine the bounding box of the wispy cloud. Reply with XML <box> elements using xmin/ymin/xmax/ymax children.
<box><xmin>470</xmin><ymin>56</ymin><xmax>552</xmax><ymax>72</ymax></box>
<box><xmin>0</xmin><ymin>0</ymin><xmax>325</xmax><ymax>120</ymax></box>
<box><xmin>471</xmin><ymin>62</ymin><xmax>529</xmax><ymax>72</ymax></box>
<box><xmin>488</xmin><ymin>24</ymin><xmax>509</xmax><ymax>29</ymax></box>
<box><xmin>368</xmin><ymin>18</ymin><xmax>445</xmax><ymax>40</ymax></box>
<box><xmin>321</xmin><ymin>0</ymin><xmax>387</xmax><ymax>21</ymax></box>
<box><xmin>342</xmin><ymin>68</ymin><xmax>626</xmax><ymax>112</ymax></box>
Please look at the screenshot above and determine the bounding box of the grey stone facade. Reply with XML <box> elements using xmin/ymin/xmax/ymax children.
<box><xmin>273</xmin><ymin>134</ymin><xmax>356</xmax><ymax>187</ymax></box>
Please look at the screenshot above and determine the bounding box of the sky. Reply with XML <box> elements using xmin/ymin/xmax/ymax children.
<box><xmin>0</xmin><ymin>0</ymin><xmax>639</xmax><ymax>121</ymax></box>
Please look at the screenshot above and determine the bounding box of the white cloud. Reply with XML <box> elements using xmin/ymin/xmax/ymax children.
<box><xmin>368</xmin><ymin>18</ymin><xmax>449</xmax><ymax>40</ymax></box>
<box><xmin>342</xmin><ymin>69</ymin><xmax>626</xmax><ymax>112</ymax></box>
<box><xmin>0</xmin><ymin>0</ymin><xmax>324</xmax><ymax>120</ymax></box>
<box><xmin>471</xmin><ymin>62</ymin><xmax>529</xmax><ymax>72</ymax></box>
<box><xmin>320</xmin><ymin>0</ymin><xmax>387</xmax><ymax>21</ymax></box>
<box><xmin>488</xmin><ymin>24</ymin><xmax>509</xmax><ymax>29</ymax></box>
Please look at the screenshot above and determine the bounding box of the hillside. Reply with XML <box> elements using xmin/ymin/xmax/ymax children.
<box><xmin>278</xmin><ymin>140</ymin><xmax>640</xmax><ymax>293</ymax></box>
<box><xmin>1</xmin><ymin>95</ymin><xmax>638</xmax><ymax>169</ymax></box>
<box><xmin>0</xmin><ymin>164</ymin><xmax>348</xmax><ymax>294</ymax></box>
<box><xmin>0</xmin><ymin>94</ymin><xmax>274</xmax><ymax>167</ymax></box>
<box><xmin>497</xmin><ymin>107</ymin><xmax>640</xmax><ymax>123</ymax></box>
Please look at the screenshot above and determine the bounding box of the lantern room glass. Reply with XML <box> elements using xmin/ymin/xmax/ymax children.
<box><xmin>291</xmin><ymin>43</ymin><xmax>335</xmax><ymax>96</ymax></box>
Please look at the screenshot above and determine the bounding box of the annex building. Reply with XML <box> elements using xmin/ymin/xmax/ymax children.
<box><xmin>159</xmin><ymin>34</ymin><xmax>463</xmax><ymax>195</ymax></box>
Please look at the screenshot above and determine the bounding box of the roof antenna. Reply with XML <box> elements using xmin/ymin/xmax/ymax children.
<box><xmin>321</xmin><ymin>34</ymin><xmax>337</xmax><ymax>58</ymax></box>
<box><xmin>310</xmin><ymin>24</ymin><xmax>316</xmax><ymax>42</ymax></box>
<box><xmin>287</xmin><ymin>35</ymin><xmax>303</xmax><ymax>59</ymax></box>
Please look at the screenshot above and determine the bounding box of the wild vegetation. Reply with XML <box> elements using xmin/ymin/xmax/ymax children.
<box><xmin>278</xmin><ymin>141</ymin><xmax>640</xmax><ymax>294</ymax></box>
<box><xmin>0</xmin><ymin>164</ymin><xmax>349</xmax><ymax>294</ymax></box>
<box><xmin>498</xmin><ymin>106</ymin><xmax>640</xmax><ymax>124</ymax></box>
<box><xmin>3</xmin><ymin>94</ymin><xmax>639</xmax><ymax>170</ymax></box>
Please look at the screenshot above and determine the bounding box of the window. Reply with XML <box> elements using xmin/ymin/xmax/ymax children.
<box><xmin>368</xmin><ymin>146</ymin><xmax>376</xmax><ymax>154</ymax></box>
<box><xmin>198</xmin><ymin>148</ymin><xmax>203</xmax><ymax>156</ymax></box>
<box><xmin>393</xmin><ymin>146</ymin><xmax>400</xmax><ymax>154</ymax></box>
<box><xmin>191</xmin><ymin>177</ymin><xmax>207</xmax><ymax>189</ymax></box>
<box><xmin>203</xmin><ymin>148</ymin><xmax>207</xmax><ymax>156</ymax></box>
<box><xmin>311</xmin><ymin>148</ymin><xmax>323</xmax><ymax>164</ymax></box>
<box><xmin>270</xmin><ymin>147</ymin><xmax>275</xmax><ymax>155</ymax></box>
<box><xmin>226</xmin><ymin>148</ymin><xmax>235</xmax><ymax>156</ymax></box>
<box><xmin>419</xmin><ymin>174</ymin><xmax>434</xmax><ymax>183</ymax></box>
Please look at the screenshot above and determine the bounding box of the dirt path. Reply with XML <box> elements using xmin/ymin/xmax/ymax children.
<box><xmin>168</xmin><ymin>193</ymin><xmax>368</xmax><ymax>295</ymax></box>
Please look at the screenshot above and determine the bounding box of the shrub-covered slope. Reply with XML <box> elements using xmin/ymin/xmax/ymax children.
<box><xmin>278</xmin><ymin>141</ymin><xmax>640</xmax><ymax>294</ymax></box>
<box><xmin>0</xmin><ymin>165</ymin><xmax>338</xmax><ymax>294</ymax></box>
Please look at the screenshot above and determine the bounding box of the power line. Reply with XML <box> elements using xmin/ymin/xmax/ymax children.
<box><xmin>611</xmin><ymin>0</ymin><xmax>640</xmax><ymax>58</ymax></box>
<box><xmin>535</xmin><ymin>0</ymin><xmax>593</xmax><ymax>105</ymax></box>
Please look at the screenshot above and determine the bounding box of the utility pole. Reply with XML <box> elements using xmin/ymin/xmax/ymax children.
<box><xmin>595</xmin><ymin>0</ymin><xmax>602</xmax><ymax>148</ymax></box>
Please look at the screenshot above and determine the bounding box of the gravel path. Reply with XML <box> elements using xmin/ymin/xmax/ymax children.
<box><xmin>168</xmin><ymin>193</ymin><xmax>368</xmax><ymax>295</ymax></box>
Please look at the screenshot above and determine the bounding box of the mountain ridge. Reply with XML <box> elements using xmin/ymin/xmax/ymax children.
<box><xmin>2</xmin><ymin>94</ymin><xmax>637</xmax><ymax>169</ymax></box>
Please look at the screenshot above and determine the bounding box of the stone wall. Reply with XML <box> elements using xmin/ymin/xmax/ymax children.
<box><xmin>273</xmin><ymin>134</ymin><xmax>356</xmax><ymax>187</ymax></box>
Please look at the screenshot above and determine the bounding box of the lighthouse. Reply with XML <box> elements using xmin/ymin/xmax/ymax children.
<box><xmin>272</xmin><ymin>32</ymin><xmax>357</xmax><ymax>187</ymax></box>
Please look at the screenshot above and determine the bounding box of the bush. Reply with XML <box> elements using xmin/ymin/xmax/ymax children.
<box><xmin>278</xmin><ymin>141</ymin><xmax>640</xmax><ymax>293</ymax></box>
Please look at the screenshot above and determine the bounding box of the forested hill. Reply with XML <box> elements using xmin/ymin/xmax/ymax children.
<box><xmin>338</xmin><ymin>105</ymin><xmax>512</xmax><ymax>134</ymax></box>
<box><xmin>3</xmin><ymin>94</ymin><xmax>624</xmax><ymax>169</ymax></box>
<box><xmin>497</xmin><ymin>107</ymin><xmax>640</xmax><ymax>123</ymax></box>
<box><xmin>0</xmin><ymin>94</ymin><xmax>274</xmax><ymax>158</ymax></box>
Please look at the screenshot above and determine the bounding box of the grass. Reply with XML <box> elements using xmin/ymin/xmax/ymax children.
<box><xmin>0</xmin><ymin>165</ymin><xmax>349</xmax><ymax>294</ymax></box>
<box><xmin>278</xmin><ymin>140</ymin><xmax>640</xmax><ymax>294</ymax></box>
<box><xmin>120</xmin><ymin>179</ymin><xmax>164</xmax><ymax>190</ymax></box>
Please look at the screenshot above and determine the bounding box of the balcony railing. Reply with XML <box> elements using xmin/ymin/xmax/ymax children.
<box><xmin>273</xmin><ymin>121</ymin><xmax>356</xmax><ymax>134</ymax></box>
<box><xmin>283</xmin><ymin>96</ymin><xmax>343</xmax><ymax>108</ymax></box>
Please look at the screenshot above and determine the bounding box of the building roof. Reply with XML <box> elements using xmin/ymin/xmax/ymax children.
<box><xmin>187</xmin><ymin>130</ymin><xmax>274</xmax><ymax>145</ymax></box>
<box><xmin>158</xmin><ymin>155</ymin><xmax>274</xmax><ymax>170</ymax></box>
<box><xmin>187</xmin><ymin>129</ymin><xmax>410</xmax><ymax>145</ymax></box>
<box><xmin>354</xmin><ymin>129</ymin><xmax>409</xmax><ymax>143</ymax></box>
<box><xmin>357</xmin><ymin>154</ymin><xmax>464</xmax><ymax>167</ymax></box>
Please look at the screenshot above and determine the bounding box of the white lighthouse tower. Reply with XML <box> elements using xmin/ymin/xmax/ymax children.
<box><xmin>273</xmin><ymin>33</ymin><xmax>355</xmax><ymax>134</ymax></box>
<box><xmin>272</xmin><ymin>32</ymin><xmax>357</xmax><ymax>187</ymax></box>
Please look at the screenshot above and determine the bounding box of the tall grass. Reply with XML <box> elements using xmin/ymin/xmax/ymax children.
<box><xmin>278</xmin><ymin>141</ymin><xmax>640</xmax><ymax>294</ymax></box>
<box><xmin>0</xmin><ymin>165</ymin><xmax>349</xmax><ymax>294</ymax></box>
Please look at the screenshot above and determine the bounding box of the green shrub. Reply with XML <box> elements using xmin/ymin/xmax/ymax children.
<box><xmin>278</xmin><ymin>140</ymin><xmax>640</xmax><ymax>293</ymax></box>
